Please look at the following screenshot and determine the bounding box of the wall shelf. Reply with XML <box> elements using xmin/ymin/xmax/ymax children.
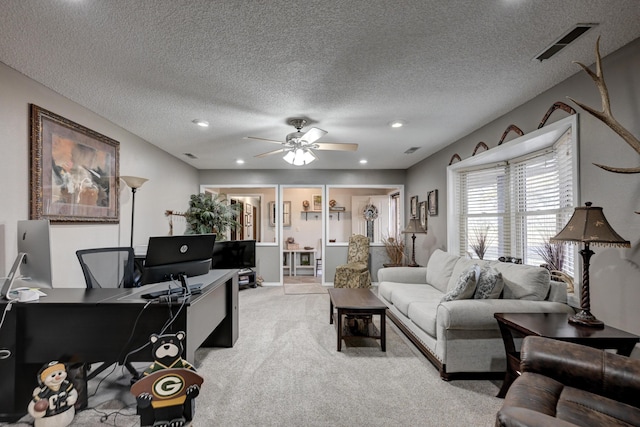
<box><xmin>301</xmin><ymin>210</ymin><xmax>321</xmax><ymax>221</ymax></box>
<box><xmin>329</xmin><ymin>209</ymin><xmax>348</xmax><ymax>221</ymax></box>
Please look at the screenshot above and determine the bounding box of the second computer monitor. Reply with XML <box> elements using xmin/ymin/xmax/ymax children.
<box><xmin>141</xmin><ymin>234</ymin><xmax>216</xmax><ymax>284</ymax></box>
<box><xmin>17</xmin><ymin>219</ymin><xmax>53</xmax><ymax>288</ymax></box>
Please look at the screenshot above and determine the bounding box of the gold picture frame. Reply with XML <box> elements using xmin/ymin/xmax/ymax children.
<box><xmin>30</xmin><ymin>104</ymin><xmax>120</xmax><ymax>223</ymax></box>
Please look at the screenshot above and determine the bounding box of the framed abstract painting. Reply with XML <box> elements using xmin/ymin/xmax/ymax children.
<box><xmin>30</xmin><ymin>104</ymin><xmax>120</xmax><ymax>223</ymax></box>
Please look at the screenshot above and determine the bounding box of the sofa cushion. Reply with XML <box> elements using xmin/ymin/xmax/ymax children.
<box><xmin>491</xmin><ymin>262</ymin><xmax>550</xmax><ymax>300</ymax></box>
<box><xmin>441</xmin><ymin>265</ymin><xmax>477</xmax><ymax>302</ymax></box>
<box><xmin>426</xmin><ymin>249</ymin><xmax>461</xmax><ymax>293</ymax></box>
<box><xmin>378</xmin><ymin>281</ymin><xmax>431</xmax><ymax>305</ymax></box>
<box><xmin>473</xmin><ymin>265</ymin><xmax>504</xmax><ymax>299</ymax></box>
<box><xmin>390</xmin><ymin>285</ymin><xmax>444</xmax><ymax>317</ymax></box>
<box><xmin>407</xmin><ymin>300</ymin><xmax>440</xmax><ymax>337</ymax></box>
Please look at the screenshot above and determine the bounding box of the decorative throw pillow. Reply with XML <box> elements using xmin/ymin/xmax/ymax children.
<box><xmin>474</xmin><ymin>265</ymin><xmax>504</xmax><ymax>299</ymax></box>
<box><xmin>441</xmin><ymin>265</ymin><xmax>478</xmax><ymax>302</ymax></box>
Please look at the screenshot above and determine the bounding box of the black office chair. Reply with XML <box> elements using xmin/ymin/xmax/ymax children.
<box><xmin>76</xmin><ymin>247</ymin><xmax>136</xmax><ymax>289</ymax></box>
<box><xmin>76</xmin><ymin>247</ymin><xmax>140</xmax><ymax>380</ymax></box>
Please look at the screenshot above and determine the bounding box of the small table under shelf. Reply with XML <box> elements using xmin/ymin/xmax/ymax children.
<box><xmin>283</xmin><ymin>249</ymin><xmax>316</xmax><ymax>276</ymax></box>
<box><xmin>494</xmin><ymin>312</ymin><xmax>639</xmax><ymax>398</ymax></box>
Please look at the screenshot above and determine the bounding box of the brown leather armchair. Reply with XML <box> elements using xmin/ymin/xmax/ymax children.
<box><xmin>496</xmin><ymin>336</ymin><xmax>640</xmax><ymax>427</ymax></box>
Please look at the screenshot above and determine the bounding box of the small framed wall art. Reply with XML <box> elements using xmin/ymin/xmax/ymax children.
<box><xmin>410</xmin><ymin>195</ymin><xmax>418</xmax><ymax>218</ymax></box>
<box><xmin>428</xmin><ymin>190</ymin><xmax>438</xmax><ymax>216</ymax></box>
<box><xmin>419</xmin><ymin>201</ymin><xmax>428</xmax><ymax>231</ymax></box>
<box><xmin>312</xmin><ymin>194</ymin><xmax>322</xmax><ymax>211</ymax></box>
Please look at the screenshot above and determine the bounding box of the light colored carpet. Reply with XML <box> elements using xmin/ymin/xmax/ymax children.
<box><xmin>283</xmin><ymin>275</ymin><xmax>322</xmax><ymax>284</ymax></box>
<box><xmin>8</xmin><ymin>286</ymin><xmax>503</xmax><ymax>426</ymax></box>
<box><xmin>284</xmin><ymin>283</ymin><xmax>328</xmax><ymax>294</ymax></box>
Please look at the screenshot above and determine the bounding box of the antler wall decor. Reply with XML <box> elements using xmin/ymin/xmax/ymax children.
<box><xmin>568</xmin><ymin>36</ymin><xmax>640</xmax><ymax>174</ymax></box>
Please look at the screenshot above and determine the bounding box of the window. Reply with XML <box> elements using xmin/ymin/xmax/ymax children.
<box><xmin>447</xmin><ymin>116</ymin><xmax>578</xmax><ymax>277</ymax></box>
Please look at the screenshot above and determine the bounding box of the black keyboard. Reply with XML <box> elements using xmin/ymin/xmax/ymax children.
<box><xmin>141</xmin><ymin>283</ymin><xmax>203</xmax><ymax>300</ymax></box>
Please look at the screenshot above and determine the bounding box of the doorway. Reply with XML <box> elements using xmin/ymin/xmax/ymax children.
<box><xmin>281</xmin><ymin>186</ymin><xmax>324</xmax><ymax>285</ymax></box>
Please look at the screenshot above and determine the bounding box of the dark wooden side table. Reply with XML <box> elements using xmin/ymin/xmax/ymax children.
<box><xmin>328</xmin><ymin>288</ymin><xmax>387</xmax><ymax>352</ymax></box>
<box><xmin>494</xmin><ymin>312</ymin><xmax>639</xmax><ymax>398</ymax></box>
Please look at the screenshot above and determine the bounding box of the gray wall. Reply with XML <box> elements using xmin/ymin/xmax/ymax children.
<box><xmin>406</xmin><ymin>37</ymin><xmax>640</xmax><ymax>335</ymax></box>
<box><xmin>0</xmin><ymin>62</ymin><xmax>200</xmax><ymax>286</ymax></box>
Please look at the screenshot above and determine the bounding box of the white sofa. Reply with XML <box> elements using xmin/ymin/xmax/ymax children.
<box><xmin>377</xmin><ymin>249</ymin><xmax>574</xmax><ymax>380</ymax></box>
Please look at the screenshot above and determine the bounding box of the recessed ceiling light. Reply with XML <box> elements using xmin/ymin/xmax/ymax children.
<box><xmin>192</xmin><ymin>119</ymin><xmax>209</xmax><ymax>127</ymax></box>
<box><xmin>389</xmin><ymin>120</ymin><xmax>405</xmax><ymax>128</ymax></box>
<box><xmin>359</xmin><ymin>159</ymin><xmax>368</xmax><ymax>164</ymax></box>
<box><xmin>236</xmin><ymin>159</ymin><xmax>245</xmax><ymax>165</ymax></box>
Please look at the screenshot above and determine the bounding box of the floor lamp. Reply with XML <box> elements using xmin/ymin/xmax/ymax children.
<box><xmin>121</xmin><ymin>176</ymin><xmax>148</xmax><ymax>247</ymax></box>
<box><xmin>402</xmin><ymin>218</ymin><xmax>427</xmax><ymax>267</ymax></box>
<box><xmin>550</xmin><ymin>202</ymin><xmax>630</xmax><ymax>328</ymax></box>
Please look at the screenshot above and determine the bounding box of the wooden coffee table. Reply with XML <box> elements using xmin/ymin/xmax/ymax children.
<box><xmin>328</xmin><ymin>288</ymin><xmax>387</xmax><ymax>352</ymax></box>
<box><xmin>494</xmin><ymin>312</ymin><xmax>639</xmax><ymax>398</ymax></box>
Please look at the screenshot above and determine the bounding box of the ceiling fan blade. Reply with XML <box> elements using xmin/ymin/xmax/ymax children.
<box><xmin>255</xmin><ymin>148</ymin><xmax>285</xmax><ymax>158</ymax></box>
<box><xmin>300</xmin><ymin>127</ymin><xmax>327</xmax><ymax>144</ymax></box>
<box><xmin>244</xmin><ymin>136</ymin><xmax>283</xmax><ymax>144</ymax></box>
<box><xmin>314</xmin><ymin>142</ymin><xmax>358</xmax><ymax>151</ymax></box>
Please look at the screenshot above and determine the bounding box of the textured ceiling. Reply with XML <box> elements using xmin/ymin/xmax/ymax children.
<box><xmin>1</xmin><ymin>1</ymin><xmax>639</xmax><ymax>170</ymax></box>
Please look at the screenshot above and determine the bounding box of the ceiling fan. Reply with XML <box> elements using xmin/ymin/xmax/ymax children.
<box><xmin>246</xmin><ymin>118</ymin><xmax>358</xmax><ymax>165</ymax></box>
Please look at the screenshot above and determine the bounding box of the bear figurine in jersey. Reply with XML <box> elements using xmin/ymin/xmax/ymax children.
<box><xmin>132</xmin><ymin>331</ymin><xmax>203</xmax><ymax>427</ymax></box>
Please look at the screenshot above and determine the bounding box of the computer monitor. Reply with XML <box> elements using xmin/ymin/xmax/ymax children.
<box><xmin>1</xmin><ymin>252</ymin><xmax>26</xmax><ymax>299</ymax></box>
<box><xmin>16</xmin><ymin>219</ymin><xmax>53</xmax><ymax>288</ymax></box>
<box><xmin>211</xmin><ymin>240</ymin><xmax>256</xmax><ymax>271</ymax></box>
<box><xmin>141</xmin><ymin>234</ymin><xmax>216</xmax><ymax>285</ymax></box>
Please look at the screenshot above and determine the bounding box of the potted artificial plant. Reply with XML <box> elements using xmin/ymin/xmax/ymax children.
<box><xmin>184</xmin><ymin>193</ymin><xmax>241</xmax><ymax>239</ymax></box>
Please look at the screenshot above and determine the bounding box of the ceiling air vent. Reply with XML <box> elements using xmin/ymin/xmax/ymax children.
<box><xmin>534</xmin><ymin>23</ymin><xmax>598</xmax><ymax>61</ymax></box>
<box><xmin>404</xmin><ymin>147</ymin><xmax>421</xmax><ymax>154</ymax></box>
<box><xmin>183</xmin><ymin>153</ymin><xmax>198</xmax><ymax>159</ymax></box>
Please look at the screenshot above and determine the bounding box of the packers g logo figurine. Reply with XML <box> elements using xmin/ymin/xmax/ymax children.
<box><xmin>131</xmin><ymin>331</ymin><xmax>204</xmax><ymax>427</ymax></box>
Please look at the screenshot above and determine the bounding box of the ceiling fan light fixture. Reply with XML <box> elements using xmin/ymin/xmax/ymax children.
<box><xmin>292</xmin><ymin>148</ymin><xmax>307</xmax><ymax>166</ymax></box>
<box><xmin>283</xmin><ymin>148</ymin><xmax>316</xmax><ymax>166</ymax></box>
<box><xmin>283</xmin><ymin>150</ymin><xmax>296</xmax><ymax>164</ymax></box>
<box><xmin>301</xmin><ymin>149</ymin><xmax>315</xmax><ymax>164</ymax></box>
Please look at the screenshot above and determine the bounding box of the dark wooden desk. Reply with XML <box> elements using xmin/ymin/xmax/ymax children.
<box><xmin>0</xmin><ymin>269</ymin><xmax>238</xmax><ymax>421</ymax></box>
<box><xmin>494</xmin><ymin>312</ymin><xmax>639</xmax><ymax>398</ymax></box>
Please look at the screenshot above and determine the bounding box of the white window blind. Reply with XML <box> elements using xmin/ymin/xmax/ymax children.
<box><xmin>454</xmin><ymin>128</ymin><xmax>574</xmax><ymax>276</ymax></box>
